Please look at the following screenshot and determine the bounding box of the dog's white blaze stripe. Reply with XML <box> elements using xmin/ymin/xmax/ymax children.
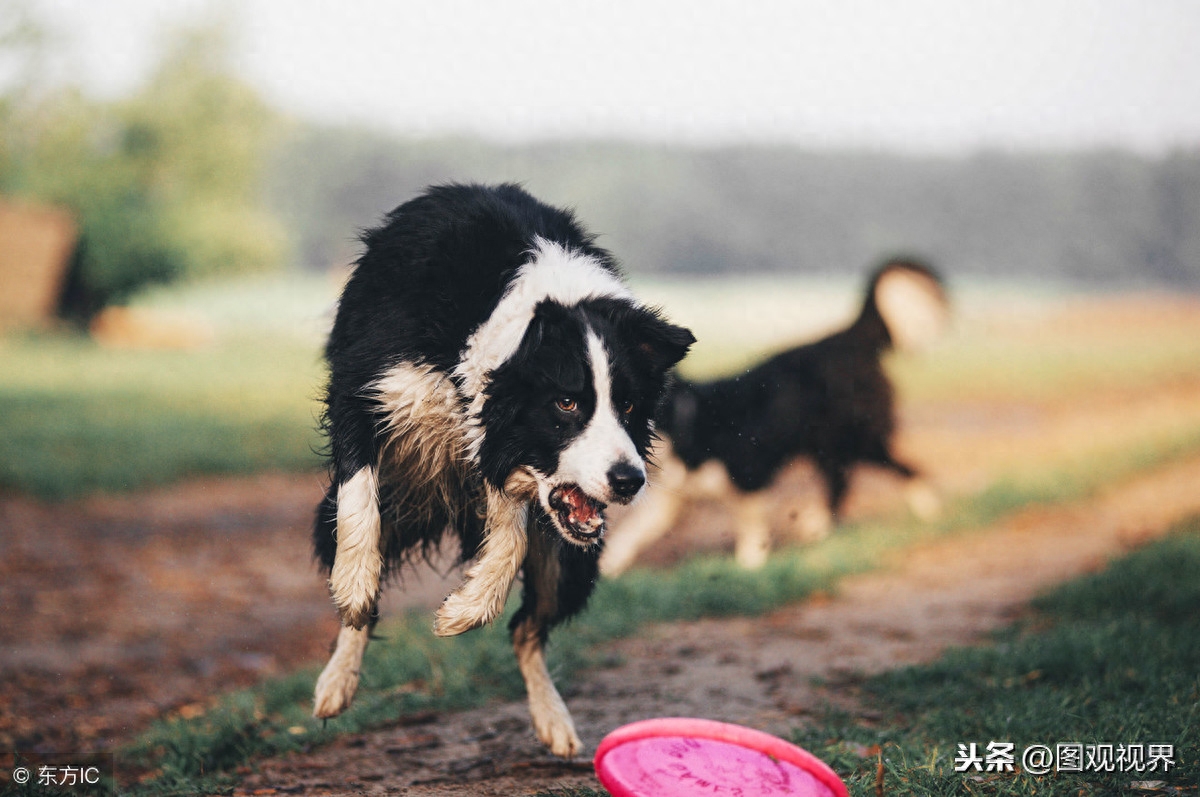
<box><xmin>513</xmin><ymin>620</ymin><xmax>581</xmax><ymax>756</ymax></box>
<box><xmin>455</xmin><ymin>238</ymin><xmax>635</xmax><ymax>461</ymax></box>
<box><xmin>556</xmin><ymin>329</ymin><xmax>642</xmax><ymax>501</ymax></box>
<box><xmin>328</xmin><ymin>466</ymin><xmax>382</xmax><ymax>628</ymax></box>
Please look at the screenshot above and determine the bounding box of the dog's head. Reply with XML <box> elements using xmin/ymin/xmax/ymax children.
<box><xmin>478</xmin><ymin>298</ymin><xmax>694</xmax><ymax>545</ymax></box>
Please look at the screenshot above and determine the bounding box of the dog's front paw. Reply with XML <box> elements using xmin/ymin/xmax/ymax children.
<box><xmin>532</xmin><ymin>707</ymin><xmax>582</xmax><ymax>758</ymax></box>
<box><xmin>313</xmin><ymin>658</ymin><xmax>360</xmax><ymax>719</ymax></box>
<box><xmin>433</xmin><ymin>591</ymin><xmax>490</xmax><ymax>637</ymax></box>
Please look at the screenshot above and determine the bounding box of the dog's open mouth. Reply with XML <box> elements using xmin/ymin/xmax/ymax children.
<box><xmin>548</xmin><ymin>484</ymin><xmax>607</xmax><ymax>543</ymax></box>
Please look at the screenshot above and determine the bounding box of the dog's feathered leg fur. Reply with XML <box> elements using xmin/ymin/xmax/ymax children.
<box><xmin>327</xmin><ymin>466</ymin><xmax>383</xmax><ymax>629</ymax></box>
<box><xmin>434</xmin><ymin>471</ymin><xmax>536</xmax><ymax>637</ymax></box>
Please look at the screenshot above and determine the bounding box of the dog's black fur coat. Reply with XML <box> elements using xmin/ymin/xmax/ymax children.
<box><xmin>313</xmin><ymin>183</ymin><xmax>692</xmax><ymax>689</ymax></box>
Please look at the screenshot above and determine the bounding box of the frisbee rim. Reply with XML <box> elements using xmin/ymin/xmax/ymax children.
<box><xmin>593</xmin><ymin>717</ymin><xmax>849</xmax><ymax>797</ymax></box>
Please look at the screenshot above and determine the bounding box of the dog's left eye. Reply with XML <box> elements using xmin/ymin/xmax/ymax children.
<box><xmin>556</xmin><ymin>397</ymin><xmax>578</xmax><ymax>413</ymax></box>
<box><xmin>621</xmin><ymin>400</ymin><xmax>634</xmax><ymax>415</ymax></box>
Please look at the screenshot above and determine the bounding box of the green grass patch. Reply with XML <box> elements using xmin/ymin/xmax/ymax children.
<box><xmin>0</xmin><ymin>332</ymin><xmax>325</xmax><ymax>499</ymax></box>
<box><xmin>120</xmin><ymin>427</ymin><xmax>1200</xmax><ymax>794</ymax></box>
<box><xmin>792</xmin><ymin>518</ymin><xmax>1200</xmax><ymax>796</ymax></box>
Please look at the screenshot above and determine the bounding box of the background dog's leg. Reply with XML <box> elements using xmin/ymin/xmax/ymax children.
<box><xmin>434</xmin><ymin>481</ymin><xmax>530</xmax><ymax>637</ymax></box>
<box><xmin>600</xmin><ymin>454</ymin><xmax>689</xmax><ymax>577</ymax></box>
<box><xmin>905</xmin><ymin>478</ymin><xmax>943</xmax><ymax>520</ymax></box>
<box><xmin>817</xmin><ymin>457</ymin><xmax>851</xmax><ymax>523</ymax></box>
<box><xmin>872</xmin><ymin>449</ymin><xmax>943</xmax><ymax>521</ymax></box>
<box><xmin>313</xmin><ymin>622</ymin><xmax>372</xmax><ymax>719</ymax></box>
<box><xmin>733</xmin><ymin>491</ymin><xmax>772</xmax><ymax>569</ymax></box>
<box><xmin>793</xmin><ymin>499</ymin><xmax>834</xmax><ymax>543</ymax></box>
<box><xmin>328</xmin><ymin>466</ymin><xmax>382</xmax><ymax>629</ymax></box>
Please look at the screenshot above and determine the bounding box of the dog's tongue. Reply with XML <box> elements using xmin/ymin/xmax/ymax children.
<box><xmin>563</xmin><ymin>486</ymin><xmax>599</xmax><ymax>525</ymax></box>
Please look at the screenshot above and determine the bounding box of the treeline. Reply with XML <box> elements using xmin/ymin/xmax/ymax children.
<box><xmin>269</xmin><ymin>128</ymin><xmax>1200</xmax><ymax>287</ymax></box>
<box><xmin>5</xmin><ymin>8</ymin><xmax>1199</xmax><ymax>323</ymax></box>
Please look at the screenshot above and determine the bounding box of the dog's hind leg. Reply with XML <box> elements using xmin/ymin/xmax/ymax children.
<box><xmin>434</xmin><ymin>475</ymin><xmax>533</xmax><ymax>637</ymax></box>
<box><xmin>313</xmin><ymin>621</ymin><xmax>373</xmax><ymax>719</ymax></box>
<box><xmin>871</xmin><ymin>449</ymin><xmax>942</xmax><ymax>521</ymax></box>
<box><xmin>600</xmin><ymin>453</ymin><xmax>689</xmax><ymax>577</ymax></box>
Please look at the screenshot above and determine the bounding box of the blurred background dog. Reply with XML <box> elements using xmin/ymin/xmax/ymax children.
<box><xmin>601</xmin><ymin>259</ymin><xmax>949</xmax><ymax>574</ymax></box>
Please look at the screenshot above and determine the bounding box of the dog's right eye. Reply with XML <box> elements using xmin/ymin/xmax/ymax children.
<box><xmin>555</xmin><ymin>397</ymin><xmax>578</xmax><ymax>413</ymax></box>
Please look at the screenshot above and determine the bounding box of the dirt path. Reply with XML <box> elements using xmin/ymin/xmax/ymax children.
<box><xmin>230</xmin><ymin>455</ymin><xmax>1200</xmax><ymax>796</ymax></box>
<box><xmin>0</xmin><ymin>473</ymin><xmax>468</xmax><ymax>762</ymax></box>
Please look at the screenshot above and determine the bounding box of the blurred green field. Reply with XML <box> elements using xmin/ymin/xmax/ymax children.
<box><xmin>3</xmin><ymin>273</ymin><xmax>1199</xmax><ymax>499</ymax></box>
<box><xmin>0</xmin><ymin>332</ymin><xmax>324</xmax><ymax>499</ymax></box>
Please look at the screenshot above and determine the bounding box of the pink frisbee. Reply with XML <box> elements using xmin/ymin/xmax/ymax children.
<box><xmin>594</xmin><ymin>718</ymin><xmax>849</xmax><ymax>797</ymax></box>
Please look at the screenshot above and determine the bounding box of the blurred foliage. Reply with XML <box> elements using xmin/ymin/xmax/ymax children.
<box><xmin>269</xmin><ymin>128</ymin><xmax>1200</xmax><ymax>287</ymax></box>
<box><xmin>0</xmin><ymin>16</ymin><xmax>287</xmax><ymax>321</ymax></box>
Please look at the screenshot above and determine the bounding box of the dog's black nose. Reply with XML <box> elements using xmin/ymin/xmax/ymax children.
<box><xmin>607</xmin><ymin>462</ymin><xmax>646</xmax><ymax>499</ymax></box>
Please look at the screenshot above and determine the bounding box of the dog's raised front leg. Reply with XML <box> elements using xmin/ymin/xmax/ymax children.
<box><xmin>434</xmin><ymin>476</ymin><xmax>532</xmax><ymax>637</ymax></box>
<box><xmin>327</xmin><ymin>466</ymin><xmax>383</xmax><ymax>629</ymax></box>
<box><xmin>313</xmin><ymin>623</ymin><xmax>371</xmax><ymax>718</ymax></box>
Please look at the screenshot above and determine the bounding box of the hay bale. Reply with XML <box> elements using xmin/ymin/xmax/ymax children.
<box><xmin>0</xmin><ymin>199</ymin><xmax>77</xmax><ymax>331</ymax></box>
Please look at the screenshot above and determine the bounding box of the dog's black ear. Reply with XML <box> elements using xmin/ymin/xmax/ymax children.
<box><xmin>515</xmin><ymin>300</ymin><xmax>576</xmax><ymax>360</ymax></box>
<box><xmin>630</xmin><ymin>309</ymin><xmax>695</xmax><ymax>372</ymax></box>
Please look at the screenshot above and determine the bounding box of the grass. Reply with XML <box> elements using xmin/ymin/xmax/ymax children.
<box><xmin>120</xmin><ymin>425</ymin><xmax>1200</xmax><ymax>795</ymax></box>
<box><xmin>791</xmin><ymin>517</ymin><xmax>1200</xmax><ymax>796</ymax></box>
<box><xmin>0</xmin><ymin>330</ymin><xmax>327</xmax><ymax>499</ymax></box>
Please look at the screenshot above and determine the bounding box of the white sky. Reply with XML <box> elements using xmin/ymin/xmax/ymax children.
<box><xmin>27</xmin><ymin>0</ymin><xmax>1200</xmax><ymax>152</ymax></box>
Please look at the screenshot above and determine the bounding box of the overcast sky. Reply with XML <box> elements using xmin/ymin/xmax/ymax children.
<box><xmin>27</xmin><ymin>0</ymin><xmax>1200</xmax><ymax>153</ymax></box>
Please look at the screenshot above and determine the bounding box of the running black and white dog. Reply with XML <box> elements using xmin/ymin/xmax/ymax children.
<box><xmin>310</xmin><ymin>183</ymin><xmax>694</xmax><ymax>757</ymax></box>
<box><xmin>601</xmin><ymin>259</ymin><xmax>948</xmax><ymax>575</ymax></box>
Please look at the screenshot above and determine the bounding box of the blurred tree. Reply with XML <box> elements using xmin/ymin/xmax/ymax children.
<box><xmin>119</xmin><ymin>22</ymin><xmax>287</xmax><ymax>284</ymax></box>
<box><xmin>0</xmin><ymin>0</ymin><xmax>47</xmax><ymax>183</ymax></box>
<box><xmin>0</xmin><ymin>14</ymin><xmax>287</xmax><ymax>322</ymax></box>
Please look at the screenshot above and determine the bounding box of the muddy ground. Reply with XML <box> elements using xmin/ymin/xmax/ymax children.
<box><xmin>3</xmin><ymin>297</ymin><xmax>1200</xmax><ymax>795</ymax></box>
